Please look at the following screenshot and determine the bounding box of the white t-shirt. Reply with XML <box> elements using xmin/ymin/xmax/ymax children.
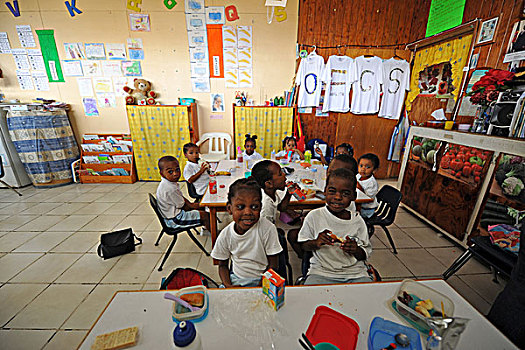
<box><xmin>276</xmin><ymin>150</ymin><xmax>301</xmax><ymax>162</ymax></box>
<box><xmin>297</xmin><ymin>206</ymin><xmax>371</xmax><ymax>279</ymax></box>
<box><xmin>211</xmin><ymin>218</ymin><xmax>283</xmax><ymax>279</ymax></box>
<box><xmin>183</xmin><ymin>161</ymin><xmax>209</xmax><ymax>196</ymax></box>
<box><xmin>350</xmin><ymin>56</ymin><xmax>384</xmax><ymax>114</ymax></box>
<box><xmin>261</xmin><ymin>190</ymin><xmax>286</xmax><ymax>224</ymax></box>
<box><xmin>322</xmin><ymin>55</ymin><xmax>355</xmax><ymax>113</ymax></box>
<box><xmin>296</xmin><ymin>54</ymin><xmax>325</xmax><ymax>108</ymax></box>
<box><xmin>243</xmin><ymin>150</ymin><xmax>263</xmax><ymax>162</ymax></box>
<box><xmin>156</xmin><ymin>178</ymin><xmax>185</xmax><ymax>219</ymax></box>
<box><xmin>378</xmin><ymin>58</ymin><xmax>410</xmax><ymax>120</ymax></box>
<box><xmin>357</xmin><ymin>174</ymin><xmax>378</xmax><ymax>209</ymax></box>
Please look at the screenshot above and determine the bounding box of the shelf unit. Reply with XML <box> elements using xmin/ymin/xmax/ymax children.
<box><xmin>79</xmin><ymin>134</ymin><xmax>138</xmax><ymax>184</ymax></box>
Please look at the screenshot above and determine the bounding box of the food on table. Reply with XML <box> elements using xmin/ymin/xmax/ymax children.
<box><xmin>91</xmin><ymin>326</ymin><xmax>138</xmax><ymax>350</ymax></box>
<box><xmin>415</xmin><ymin>305</ymin><xmax>431</xmax><ymax>318</ymax></box>
<box><xmin>398</xmin><ymin>291</ymin><xmax>443</xmax><ymax>319</ymax></box>
<box><xmin>214</xmin><ymin>171</ymin><xmax>231</xmax><ymax>176</ymax></box>
<box><xmin>304</xmin><ymin>188</ymin><xmax>316</xmax><ymax>199</ymax></box>
<box><xmin>300</xmin><ymin>162</ymin><xmax>312</xmax><ymax>168</ymax></box>
<box><xmin>180</xmin><ymin>292</ymin><xmax>204</xmax><ymax>307</ymax></box>
<box><xmin>301</xmin><ymin>178</ymin><xmax>314</xmax><ymax>185</ymax></box>
<box><xmin>328</xmin><ymin>232</ymin><xmax>344</xmax><ymax>243</ymax></box>
<box><xmin>416</xmin><ymin>299</ymin><xmax>434</xmax><ymax>310</ymax></box>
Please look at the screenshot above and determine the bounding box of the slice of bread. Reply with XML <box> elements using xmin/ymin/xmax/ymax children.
<box><xmin>180</xmin><ymin>292</ymin><xmax>204</xmax><ymax>307</ymax></box>
<box><xmin>91</xmin><ymin>326</ymin><xmax>138</xmax><ymax>350</ymax></box>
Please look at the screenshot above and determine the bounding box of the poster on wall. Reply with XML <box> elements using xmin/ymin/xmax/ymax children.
<box><xmin>16</xmin><ymin>70</ymin><xmax>34</xmax><ymax>90</ymax></box>
<box><xmin>96</xmin><ymin>93</ymin><xmax>117</xmax><ymax>108</ymax></box>
<box><xmin>206</xmin><ymin>7</ymin><xmax>225</xmax><ymax>25</ymax></box>
<box><xmin>239</xmin><ymin>68</ymin><xmax>253</xmax><ymax>88</ymax></box>
<box><xmin>62</xmin><ymin>60</ymin><xmax>84</xmax><ymax>76</ymax></box>
<box><xmin>237</xmin><ymin>26</ymin><xmax>252</xmax><ymax>48</ymax></box>
<box><xmin>225</xmin><ymin>67</ymin><xmax>238</xmax><ymax>88</ymax></box>
<box><xmin>189</xmin><ymin>47</ymin><xmax>209</xmax><ymax>63</ymax></box>
<box><xmin>64</xmin><ymin>43</ymin><xmax>86</xmax><ymax>59</ymax></box>
<box><xmin>222</xmin><ymin>26</ymin><xmax>237</xmax><ymax>48</ymax></box>
<box><xmin>190</xmin><ymin>62</ymin><xmax>210</xmax><ymax>77</ymax></box>
<box><xmin>211</xmin><ymin>93</ymin><xmax>225</xmax><ymax>112</ymax></box>
<box><xmin>129</xmin><ymin>14</ymin><xmax>151</xmax><ymax>32</ymax></box>
<box><xmin>32</xmin><ymin>71</ymin><xmax>49</xmax><ymax>91</ymax></box>
<box><xmin>16</xmin><ymin>25</ymin><xmax>36</xmax><ymax>48</ymax></box>
<box><xmin>425</xmin><ymin>0</ymin><xmax>466</xmax><ymax>37</ymax></box>
<box><xmin>11</xmin><ymin>49</ymin><xmax>30</xmax><ymax>70</ymax></box>
<box><xmin>188</xmin><ymin>31</ymin><xmax>208</xmax><ymax>47</ymax></box>
<box><xmin>127</xmin><ymin>38</ymin><xmax>144</xmax><ymax>60</ymax></box>
<box><xmin>102</xmin><ymin>61</ymin><xmax>123</xmax><ymax>76</ymax></box>
<box><xmin>0</xmin><ymin>32</ymin><xmax>12</xmax><ymax>53</ymax></box>
<box><xmin>35</xmin><ymin>29</ymin><xmax>65</xmax><ymax>82</ymax></box>
<box><xmin>223</xmin><ymin>48</ymin><xmax>238</xmax><ymax>68</ymax></box>
<box><xmin>186</xmin><ymin>13</ymin><xmax>206</xmax><ymax>31</ymax></box>
<box><xmin>191</xmin><ymin>77</ymin><xmax>210</xmax><ymax>93</ymax></box>
<box><xmin>85</xmin><ymin>43</ymin><xmax>106</xmax><ymax>60</ymax></box>
<box><xmin>185</xmin><ymin>0</ymin><xmax>205</xmax><ymax>14</ymax></box>
<box><xmin>477</xmin><ymin>17</ymin><xmax>498</xmax><ymax>44</ymax></box>
<box><xmin>113</xmin><ymin>77</ymin><xmax>129</xmax><ymax>96</ymax></box>
<box><xmin>77</xmin><ymin>77</ymin><xmax>94</xmax><ymax>96</ymax></box>
<box><xmin>503</xmin><ymin>20</ymin><xmax>525</xmax><ymax>63</ymax></box>
<box><xmin>92</xmin><ymin>77</ymin><xmax>113</xmax><ymax>93</ymax></box>
<box><xmin>106</xmin><ymin>44</ymin><xmax>127</xmax><ymax>60</ymax></box>
<box><xmin>81</xmin><ymin>61</ymin><xmax>102</xmax><ymax>76</ymax></box>
<box><xmin>122</xmin><ymin>61</ymin><xmax>142</xmax><ymax>76</ymax></box>
<box><xmin>238</xmin><ymin>47</ymin><xmax>252</xmax><ymax>68</ymax></box>
<box><xmin>28</xmin><ymin>49</ymin><xmax>46</xmax><ymax>71</ymax></box>
<box><xmin>83</xmin><ymin>97</ymin><xmax>99</xmax><ymax>116</ymax></box>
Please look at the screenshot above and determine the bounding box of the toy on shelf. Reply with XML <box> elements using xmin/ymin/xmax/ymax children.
<box><xmin>123</xmin><ymin>78</ymin><xmax>158</xmax><ymax>105</ymax></box>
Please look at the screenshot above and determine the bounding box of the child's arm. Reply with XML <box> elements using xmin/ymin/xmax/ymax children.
<box><xmin>182</xmin><ymin>197</ymin><xmax>200</xmax><ymax>211</ymax></box>
<box><xmin>266</xmin><ymin>254</ymin><xmax>279</xmax><ymax>272</ymax></box>
<box><xmin>315</xmin><ymin>147</ymin><xmax>328</xmax><ymax>165</ymax></box>
<box><xmin>356</xmin><ymin>181</ymin><xmax>365</xmax><ymax>192</ymax></box>
<box><xmin>217</xmin><ymin>259</ymin><xmax>234</xmax><ymax>288</ymax></box>
<box><xmin>277</xmin><ymin>190</ymin><xmax>292</xmax><ymax>212</ymax></box>
<box><xmin>301</xmin><ymin>229</ymin><xmax>334</xmax><ymax>251</ymax></box>
<box><xmin>186</xmin><ymin>163</ymin><xmax>209</xmax><ymax>183</ymax></box>
<box><xmin>293</xmin><ymin>148</ymin><xmax>305</xmax><ymax>160</ymax></box>
<box><xmin>341</xmin><ymin>238</ymin><xmax>367</xmax><ymax>260</ymax></box>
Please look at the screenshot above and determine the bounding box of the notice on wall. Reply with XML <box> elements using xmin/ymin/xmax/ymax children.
<box><xmin>106</xmin><ymin>43</ymin><xmax>127</xmax><ymax>60</ymax></box>
<box><xmin>16</xmin><ymin>25</ymin><xmax>36</xmax><ymax>48</ymax></box>
<box><xmin>113</xmin><ymin>77</ymin><xmax>129</xmax><ymax>96</ymax></box>
<box><xmin>425</xmin><ymin>0</ymin><xmax>466</xmax><ymax>37</ymax></box>
<box><xmin>83</xmin><ymin>97</ymin><xmax>99</xmax><ymax>116</ymax></box>
<box><xmin>27</xmin><ymin>49</ymin><xmax>45</xmax><ymax>71</ymax></box>
<box><xmin>35</xmin><ymin>29</ymin><xmax>65</xmax><ymax>82</ymax></box>
<box><xmin>16</xmin><ymin>70</ymin><xmax>34</xmax><ymax>90</ymax></box>
<box><xmin>12</xmin><ymin>49</ymin><xmax>30</xmax><ymax>70</ymax></box>
<box><xmin>85</xmin><ymin>43</ymin><xmax>106</xmax><ymax>60</ymax></box>
<box><xmin>102</xmin><ymin>61</ymin><xmax>123</xmax><ymax>77</ymax></box>
<box><xmin>64</xmin><ymin>43</ymin><xmax>86</xmax><ymax>59</ymax></box>
<box><xmin>62</xmin><ymin>60</ymin><xmax>84</xmax><ymax>76</ymax></box>
<box><xmin>77</xmin><ymin>77</ymin><xmax>94</xmax><ymax>96</ymax></box>
<box><xmin>0</xmin><ymin>32</ymin><xmax>12</xmax><ymax>53</ymax></box>
<box><xmin>81</xmin><ymin>61</ymin><xmax>102</xmax><ymax>77</ymax></box>
<box><xmin>191</xmin><ymin>77</ymin><xmax>210</xmax><ymax>93</ymax></box>
<box><xmin>32</xmin><ymin>71</ymin><xmax>50</xmax><ymax>91</ymax></box>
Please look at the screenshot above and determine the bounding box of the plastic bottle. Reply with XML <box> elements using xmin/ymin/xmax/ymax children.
<box><xmin>173</xmin><ymin>321</ymin><xmax>202</xmax><ymax>350</ymax></box>
<box><xmin>271</xmin><ymin>150</ymin><xmax>276</xmax><ymax>160</ymax></box>
<box><xmin>236</xmin><ymin>146</ymin><xmax>243</xmax><ymax>164</ymax></box>
<box><xmin>304</xmin><ymin>150</ymin><xmax>312</xmax><ymax>163</ymax></box>
<box><xmin>208</xmin><ymin>176</ymin><xmax>217</xmax><ymax>194</ymax></box>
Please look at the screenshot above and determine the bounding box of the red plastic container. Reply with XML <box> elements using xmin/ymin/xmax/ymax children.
<box><xmin>305</xmin><ymin>306</ymin><xmax>360</xmax><ymax>350</ymax></box>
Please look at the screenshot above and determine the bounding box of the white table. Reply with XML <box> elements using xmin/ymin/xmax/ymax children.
<box><xmin>78</xmin><ymin>280</ymin><xmax>517</xmax><ymax>350</ymax></box>
<box><xmin>201</xmin><ymin>160</ymin><xmax>372</xmax><ymax>249</ymax></box>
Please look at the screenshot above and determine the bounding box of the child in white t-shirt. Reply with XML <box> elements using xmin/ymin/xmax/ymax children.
<box><xmin>275</xmin><ymin>136</ymin><xmax>304</xmax><ymax>162</ymax></box>
<box><xmin>243</xmin><ymin>134</ymin><xmax>263</xmax><ymax>163</ymax></box>
<box><xmin>298</xmin><ymin>168</ymin><xmax>372</xmax><ymax>285</ymax></box>
<box><xmin>356</xmin><ymin>153</ymin><xmax>379</xmax><ymax>218</ymax></box>
<box><xmin>211</xmin><ymin>178</ymin><xmax>283</xmax><ymax>287</ymax></box>
<box><xmin>155</xmin><ymin>156</ymin><xmax>210</xmax><ymax>230</ymax></box>
<box><xmin>182</xmin><ymin>143</ymin><xmax>210</xmax><ymax>198</ymax></box>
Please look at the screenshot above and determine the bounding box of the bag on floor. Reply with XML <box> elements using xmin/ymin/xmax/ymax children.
<box><xmin>97</xmin><ymin>228</ymin><xmax>142</xmax><ymax>260</ymax></box>
<box><xmin>160</xmin><ymin>268</ymin><xmax>219</xmax><ymax>290</ymax></box>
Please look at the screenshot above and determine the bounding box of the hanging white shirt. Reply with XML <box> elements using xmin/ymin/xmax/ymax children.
<box><xmin>350</xmin><ymin>56</ymin><xmax>384</xmax><ymax>114</ymax></box>
<box><xmin>322</xmin><ymin>55</ymin><xmax>355</xmax><ymax>113</ymax></box>
<box><xmin>296</xmin><ymin>54</ymin><xmax>325</xmax><ymax>108</ymax></box>
<box><xmin>378</xmin><ymin>58</ymin><xmax>410</xmax><ymax>120</ymax></box>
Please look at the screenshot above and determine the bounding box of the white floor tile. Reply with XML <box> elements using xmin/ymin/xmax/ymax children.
<box><xmin>0</xmin><ymin>253</ymin><xmax>43</xmax><ymax>282</ymax></box>
<box><xmin>0</xmin><ymin>283</ymin><xmax>49</xmax><ymax>326</ymax></box>
<box><xmin>46</xmin><ymin>203</ymin><xmax>88</xmax><ymax>216</ymax></box>
<box><xmin>0</xmin><ymin>202</ymin><xmax>38</xmax><ymax>215</ymax></box>
<box><xmin>73</xmin><ymin>202</ymin><xmax>113</xmax><ymax>215</ymax></box>
<box><xmin>19</xmin><ymin>202</ymin><xmax>62</xmax><ymax>215</ymax></box>
<box><xmin>50</xmin><ymin>231</ymin><xmax>101</xmax><ymax>253</ymax></box>
<box><xmin>0</xmin><ymin>215</ymin><xmax>38</xmax><ymax>231</ymax></box>
<box><xmin>79</xmin><ymin>215</ymin><xmax>124</xmax><ymax>231</ymax></box>
<box><xmin>104</xmin><ymin>202</ymin><xmax>141</xmax><ymax>215</ymax></box>
<box><xmin>14</xmin><ymin>215</ymin><xmax>67</xmax><ymax>232</ymax></box>
<box><xmin>113</xmin><ymin>215</ymin><xmax>156</xmax><ymax>232</ymax></box>
<box><xmin>10</xmin><ymin>253</ymin><xmax>81</xmax><ymax>283</ymax></box>
<box><xmin>0</xmin><ymin>232</ymin><xmax>42</xmax><ymax>252</ymax></box>
<box><xmin>42</xmin><ymin>330</ymin><xmax>87</xmax><ymax>350</ymax></box>
<box><xmin>101</xmin><ymin>253</ymin><xmax>161</xmax><ymax>284</ymax></box>
<box><xmin>7</xmin><ymin>284</ymin><xmax>93</xmax><ymax>329</ymax></box>
<box><xmin>13</xmin><ymin>231</ymin><xmax>72</xmax><ymax>253</ymax></box>
<box><xmin>56</xmin><ymin>254</ymin><xmax>119</xmax><ymax>284</ymax></box>
<box><xmin>46</xmin><ymin>215</ymin><xmax>97</xmax><ymax>231</ymax></box>
<box><xmin>0</xmin><ymin>329</ymin><xmax>54</xmax><ymax>350</ymax></box>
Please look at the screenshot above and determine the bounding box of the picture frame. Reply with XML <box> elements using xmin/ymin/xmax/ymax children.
<box><xmin>477</xmin><ymin>17</ymin><xmax>499</xmax><ymax>45</ymax></box>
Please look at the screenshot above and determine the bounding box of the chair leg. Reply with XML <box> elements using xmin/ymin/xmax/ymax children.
<box><xmin>287</xmin><ymin>262</ymin><xmax>293</xmax><ymax>286</ymax></box>
<box><xmin>158</xmin><ymin>235</ymin><xmax>177</xmax><ymax>272</ymax></box>
<box><xmin>442</xmin><ymin>250</ymin><xmax>473</xmax><ymax>280</ymax></box>
<box><xmin>381</xmin><ymin>225</ymin><xmax>397</xmax><ymax>254</ymax></box>
<box><xmin>154</xmin><ymin>229</ymin><xmax>165</xmax><ymax>246</ymax></box>
<box><xmin>0</xmin><ymin>180</ymin><xmax>22</xmax><ymax>196</ymax></box>
<box><xmin>186</xmin><ymin>229</ymin><xmax>210</xmax><ymax>256</ymax></box>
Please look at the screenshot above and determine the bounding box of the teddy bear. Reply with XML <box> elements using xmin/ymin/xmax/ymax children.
<box><xmin>123</xmin><ymin>78</ymin><xmax>158</xmax><ymax>105</ymax></box>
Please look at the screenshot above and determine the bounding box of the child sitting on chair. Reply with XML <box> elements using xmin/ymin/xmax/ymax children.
<box><xmin>298</xmin><ymin>168</ymin><xmax>372</xmax><ymax>285</ymax></box>
<box><xmin>275</xmin><ymin>136</ymin><xmax>304</xmax><ymax>161</ymax></box>
<box><xmin>156</xmin><ymin>156</ymin><xmax>210</xmax><ymax>231</ymax></box>
<box><xmin>243</xmin><ymin>134</ymin><xmax>263</xmax><ymax>163</ymax></box>
<box><xmin>182</xmin><ymin>143</ymin><xmax>210</xmax><ymax>199</ymax></box>
<box><xmin>251</xmin><ymin>160</ymin><xmax>303</xmax><ymax>257</ymax></box>
<box><xmin>211</xmin><ymin>178</ymin><xmax>283</xmax><ymax>287</ymax></box>
<box><xmin>317</xmin><ymin>142</ymin><xmax>354</xmax><ymax>165</ymax></box>
<box><xmin>356</xmin><ymin>153</ymin><xmax>379</xmax><ymax>219</ymax></box>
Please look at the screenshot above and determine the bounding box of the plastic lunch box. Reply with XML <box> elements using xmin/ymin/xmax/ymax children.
<box><xmin>390</xmin><ymin>279</ymin><xmax>455</xmax><ymax>333</ymax></box>
<box><xmin>171</xmin><ymin>285</ymin><xmax>209</xmax><ymax>323</ymax></box>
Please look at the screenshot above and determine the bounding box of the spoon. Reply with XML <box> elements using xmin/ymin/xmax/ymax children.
<box><xmin>394</xmin><ymin>333</ymin><xmax>410</xmax><ymax>347</ymax></box>
<box><xmin>163</xmin><ymin>293</ymin><xmax>201</xmax><ymax>312</ymax></box>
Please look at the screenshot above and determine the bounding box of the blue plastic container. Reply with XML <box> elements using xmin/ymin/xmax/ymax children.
<box><xmin>367</xmin><ymin>317</ymin><xmax>422</xmax><ymax>350</ymax></box>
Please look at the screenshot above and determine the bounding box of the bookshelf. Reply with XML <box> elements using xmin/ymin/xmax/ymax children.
<box><xmin>79</xmin><ymin>134</ymin><xmax>138</xmax><ymax>184</ymax></box>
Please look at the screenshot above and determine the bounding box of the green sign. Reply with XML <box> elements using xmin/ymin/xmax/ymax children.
<box><xmin>35</xmin><ymin>29</ymin><xmax>64</xmax><ymax>83</ymax></box>
<box><xmin>425</xmin><ymin>0</ymin><xmax>466</xmax><ymax>37</ymax></box>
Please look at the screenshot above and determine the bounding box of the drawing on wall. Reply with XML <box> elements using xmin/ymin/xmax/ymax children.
<box><xmin>211</xmin><ymin>93</ymin><xmax>225</xmax><ymax>112</ymax></box>
<box><xmin>189</xmin><ymin>47</ymin><xmax>209</xmax><ymax>63</ymax></box>
<box><xmin>106</xmin><ymin>44</ymin><xmax>127</xmax><ymax>60</ymax></box>
<box><xmin>187</xmin><ymin>31</ymin><xmax>207</xmax><ymax>47</ymax></box>
<box><xmin>62</xmin><ymin>60</ymin><xmax>84</xmax><ymax>76</ymax></box>
<box><xmin>186</xmin><ymin>13</ymin><xmax>206</xmax><ymax>31</ymax></box>
<box><xmin>222</xmin><ymin>26</ymin><xmax>237</xmax><ymax>48</ymax></box>
<box><xmin>129</xmin><ymin>14</ymin><xmax>151</xmax><ymax>32</ymax></box>
<box><xmin>122</xmin><ymin>61</ymin><xmax>142</xmax><ymax>76</ymax></box>
<box><xmin>206</xmin><ymin>6</ymin><xmax>225</xmax><ymax>25</ymax></box>
<box><xmin>477</xmin><ymin>17</ymin><xmax>498</xmax><ymax>44</ymax></box>
<box><xmin>239</xmin><ymin>68</ymin><xmax>253</xmax><ymax>88</ymax></box>
<box><xmin>64</xmin><ymin>43</ymin><xmax>86</xmax><ymax>59</ymax></box>
<box><xmin>83</xmin><ymin>97</ymin><xmax>99</xmax><ymax>116</ymax></box>
<box><xmin>223</xmin><ymin>48</ymin><xmax>238</xmax><ymax>68</ymax></box>
<box><xmin>225</xmin><ymin>67</ymin><xmax>238</xmax><ymax>88</ymax></box>
<box><xmin>185</xmin><ymin>0</ymin><xmax>205</xmax><ymax>13</ymax></box>
<box><xmin>77</xmin><ymin>77</ymin><xmax>94</xmax><ymax>96</ymax></box>
<box><xmin>191</xmin><ymin>77</ymin><xmax>210</xmax><ymax>93</ymax></box>
<box><xmin>96</xmin><ymin>92</ymin><xmax>117</xmax><ymax>108</ymax></box>
<box><xmin>92</xmin><ymin>77</ymin><xmax>113</xmax><ymax>93</ymax></box>
<box><xmin>81</xmin><ymin>61</ymin><xmax>102</xmax><ymax>77</ymax></box>
<box><xmin>85</xmin><ymin>43</ymin><xmax>106</xmax><ymax>60</ymax></box>
<box><xmin>237</xmin><ymin>26</ymin><xmax>253</xmax><ymax>48</ymax></box>
<box><xmin>102</xmin><ymin>61</ymin><xmax>123</xmax><ymax>77</ymax></box>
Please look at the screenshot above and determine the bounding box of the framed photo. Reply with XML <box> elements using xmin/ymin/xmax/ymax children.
<box><xmin>503</xmin><ymin>20</ymin><xmax>525</xmax><ymax>63</ymax></box>
<box><xmin>210</xmin><ymin>93</ymin><xmax>225</xmax><ymax>113</ymax></box>
<box><xmin>477</xmin><ymin>17</ymin><xmax>499</xmax><ymax>44</ymax></box>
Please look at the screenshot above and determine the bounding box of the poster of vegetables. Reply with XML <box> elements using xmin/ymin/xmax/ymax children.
<box><xmin>438</xmin><ymin>143</ymin><xmax>493</xmax><ymax>185</ymax></box>
<box><xmin>494</xmin><ymin>154</ymin><xmax>525</xmax><ymax>204</ymax></box>
<box><xmin>409</xmin><ymin>137</ymin><xmax>441</xmax><ymax>167</ymax></box>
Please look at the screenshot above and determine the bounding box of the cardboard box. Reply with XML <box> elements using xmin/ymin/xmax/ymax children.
<box><xmin>262</xmin><ymin>269</ymin><xmax>285</xmax><ymax>311</ymax></box>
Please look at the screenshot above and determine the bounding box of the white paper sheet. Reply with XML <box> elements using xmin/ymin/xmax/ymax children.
<box><xmin>16</xmin><ymin>70</ymin><xmax>33</xmax><ymax>90</ymax></box>
<box><xmin>0</xmin><ymin>32</ymin><xmax>12</xmax><ymax>54</ymax></box>
<box><xmin>81</xmin><ymin>61</ymin><xmax>103</xmax><ymax>77</ymax></box>
<box><xmin>12</xmin><ymin>48</ymin><xmax>30</xmax><ymax>70</ymax></box>
<box><xmin>27</xmin><ymin>49</ymin><xmax>45</xmax><ymax>71</ymax></box>
<box><xmin>237</xmin><ymin>26</ymin><xmax>252</xmax><ymax>48</ymax></box>
<box><xmin>32</xmin><ymin>71</ymin><xmax>49</xmax><ymax>91</ymax></box>
<box><xmin>191</xmin><ymin>77</ymin><xmax>210</xmax><ymax>93</ymax></box>
<box><xmin>186</xmin><ymin>13</ymin><xmax>206</xmax><ymax>31</ymax></box>
<box><xmin>113</xmin><ymin>77</ymin><xmax>129</xmax><ymax>96</ymax></box>
<box><xmin>224</xmin><ymin>67</ymin><xmax>238</xmax><ymax>88</ymax></box>
<box><xmin>92</xmin><ymin>77</ymin><xmax>113</xmax><ymax>93</ymax></box>
<box><xmin>431</xmin><ymin>108</ymin><xmax>447</xmax><ymax>121</ymax></box>
<box><xmin>96</xmin><ymin>92</ymin><xmax>117</xmax><ymax>107</ymax></box>
<box><xmin>206</xmin><ymin>6</ymin><xmax>225</xmax><ymax>25</ymax></box>
<box><xmin>185</xmin><ymin>0</ymin><xmax>205</xmax><ymax>13</ymax></box>
<box><xmin>127</xmin><ymin>38</ymin><xmax>143</xmax><ymax>50</ymax></box>
<box><xmin>238</xmin><ymin>47</ymin><xmax>252</xmax><ymax>68</ymax></box>
<box><xmin>16</xmin><ymin>25</ymin><xmax>36</xmax><ymax>48</ymax></box>
<box><xmin>239</xmin><ymin>68</ymin><xmax>253</xmax><ymax>88</ymax></box>
<box><xmin>222</xmin><ymin>26</ymin><xmax>237</xmax><ymax>49</ymax></box>
<box><xmin>189</xmin><ymin>47</ymin><xmax>208</xmax><ymax>63</ymax></box>
<box><xmin>77</xmin><ymin>78</ymin><xmax>94</xmax><ymax>96</ymax></box>
<box><xmin>64</xmin><ymin>43</ymin><xmax>86</xmax><ymax>59</ymax></box>
<box><xmin>190</xmin><ymin>62</ymin><xmax>210</xmax><ymax>78</ymax></box>
<box><xmin>62</xmin><ymin>60</ymin><xmax>84</xmax><ymax>76</ymax></box>
<box><xmin>106</xmin><ymin>43</ymin><xmax>127</xmax><ymax>60</ymax></box>
<box><xmin>102</xmin><ymin>61</ymin><xmax>123</xmax><ymax>76</ymax></box>
<box><xmin>187</xmin><ymin>30</ymin><xmax>208</xmax><ymax>48</ymax></box>
<box><xmin>223</xmin><ymin>48</ymin><xmax>238</xmax><ymax>68</ymax></box>
<box><xmin>85</xmin><ymin>43</ymin><xmax>106</xmax><ymax>60</ymax></box>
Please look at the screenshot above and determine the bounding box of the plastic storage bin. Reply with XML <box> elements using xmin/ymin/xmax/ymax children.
<box><xmin>171</xmin><ymin>285</ymin><xmax>209</xmax><ymax>323</ymax></box>
<box><xmin>179</xmin><ymin>98</ymin><xmax>195</xmax><ymax>105</ymax></box>
<box><xmin>390</xmin><ymin>279</ymin><xmax>454</xmax><ymax>333</ymax></box>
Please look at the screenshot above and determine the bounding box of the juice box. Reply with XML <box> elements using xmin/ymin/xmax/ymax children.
<box><xmin>262</xmin><ymin>269</ymin><xmax>285</xmax><ymax>311</ymax></box>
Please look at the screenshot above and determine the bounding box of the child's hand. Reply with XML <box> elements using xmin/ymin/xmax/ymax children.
<box><xmin>315</xmin><ymin>229</ymin><xmax>334</xmax><ymax>248</ymax></box>
<box><xmin>286</xmin><ymin>182</ymin><xmax>298</xmax><ymax>193</ymax></box>
<box><xmin>200</xmin><ymin>162</ymin><xmax>209</xmax><ymax>171</ymax></box>
<box><xmin>341</xmin><ymin>237</ymin><xmax>358</xmax><ymax>254</ymax></box>
<box><xmin>315</xmin><ymin>147</ymin><xmax>323</xmax><ymax>156</ymax></box>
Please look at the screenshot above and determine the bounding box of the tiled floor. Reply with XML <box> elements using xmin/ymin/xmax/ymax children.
<box><xmin>0</xmin><ymin>179</ymin><xmax>507</xmax><ymax>349</ymax></box>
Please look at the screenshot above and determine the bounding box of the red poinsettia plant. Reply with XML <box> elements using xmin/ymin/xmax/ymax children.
<box><xmin>468</xmin><ymin>69</ymin><xmax>515</xmax><ymax>106</ymax></box>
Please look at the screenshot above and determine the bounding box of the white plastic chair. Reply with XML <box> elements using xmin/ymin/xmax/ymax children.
<box><xmin>196</xmin><ymin>132</ymin><xmax>232</xmax><ymax>162</ymax></box>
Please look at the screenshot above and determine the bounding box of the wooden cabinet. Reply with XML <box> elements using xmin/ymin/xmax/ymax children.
<box><xmin>79</xmin><ymin>134</ymin><xmax>138</xmax><ymax>184</ymax></box>
<box><xmin>398</xmin><ymin>127</ymin><xmax>525</xmax><ymax>246</ymax></box>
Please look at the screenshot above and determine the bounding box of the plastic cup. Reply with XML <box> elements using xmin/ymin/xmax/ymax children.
<box><xmin>444</xmin><ymin>121</ymin><xmax>454</xmax><ymax>130</ymax></box>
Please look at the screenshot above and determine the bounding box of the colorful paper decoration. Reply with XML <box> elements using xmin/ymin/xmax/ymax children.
<box><xmin>35</xmin><ymin>30</ymin><xmax>65</xmax><ymax>82</ymax></box>
<box><xmin>207</xmin><ymin>25</ymin><xmax>224</xmax><ymax>78</ymax></box>
<box><xmin>5</xmin><ymin>1</ymin><xmax>21</xmax><ymax>17</ymax></box>
<box><xmin>225</xmin><ymin>5</ymin><xmax>239</xmax><ymax>21</ymax></box>
<box><xmin>64</xmin><ymin>0</ymin><xmax>82</xmax><ymax>17</ymax></box>
<box><xmin>127</xmin><ymin>0</ymin><xmax>142</xmax><ymax>12</ymax></box>
<box><xmin>275</xmin><ymin>7</ymin><xmax>287</xmax><ymax>22</ymax></box>
<box><xmin>164</xmin><ymin>0</ymin><xmax>177</xmax><ymax>9</ymax></box>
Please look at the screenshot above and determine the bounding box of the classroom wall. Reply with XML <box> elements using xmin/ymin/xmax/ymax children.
<box><xmin>0</xmin><ymin>0</ymin><xmax>298</xmax><ymax>141</ymax></box>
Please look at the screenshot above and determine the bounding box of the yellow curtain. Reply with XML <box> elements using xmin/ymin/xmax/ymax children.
<box><xmin>234</xmin><ymin>106</ymin><xmax>294</xmax><ymax>158</ymax></box>
<box><xmin>126</xmin><ymin>105</ymin><xmax>190</xmax><ymax>181</ymax></box>
<box><xmin>406</xmin><ymin>34</ymin><xmax>472</xmax><ymax>113</ymax></box>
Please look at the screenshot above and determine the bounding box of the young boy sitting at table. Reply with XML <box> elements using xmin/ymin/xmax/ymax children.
<box><xmin>182</xmin><ymin>142</ymin><xmax>210</xmax><ymax>200</ymax></box>
<box><xmin>211</xmin><ymin>178</ymin><xmax>283</xmax><ymax>287</ymax></box>
<box><xmin>251</xmin><ymin>160</ymin><xmax>303</xmax><ymax>258</ymax></box>
<box><xmin>156</xmin><ymin>155</ymin><xmax>210</xmax><ymax>232</ymax></box>
<box><xmin>298</xmin><ymin>168</ymin><xmax>372</xmax><ymax>285</ymax></box>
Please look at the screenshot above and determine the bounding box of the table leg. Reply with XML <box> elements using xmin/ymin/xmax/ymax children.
<box><xmin>209</xmin><ymin>207</ymin><xmax>219</xmax><ymax>265</ymax></box>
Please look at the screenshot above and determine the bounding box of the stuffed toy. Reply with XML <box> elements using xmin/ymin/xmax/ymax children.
<box><xmin>123</xmin><ymin>78</ymin><xmax>158</xmax><ymax>105</ymax></box>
